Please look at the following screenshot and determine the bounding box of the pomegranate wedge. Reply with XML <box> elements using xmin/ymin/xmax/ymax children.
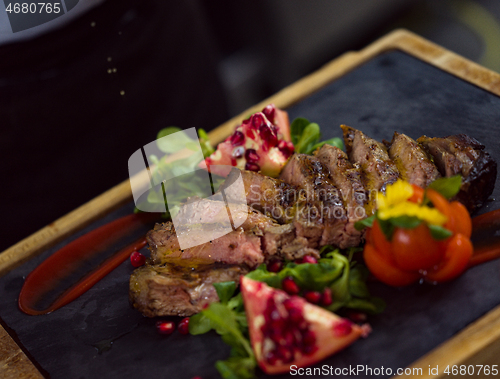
<box><xmin>240</xmin><ymin>277</ymin><xmax>370</xmax><ymax>374</ymax></box>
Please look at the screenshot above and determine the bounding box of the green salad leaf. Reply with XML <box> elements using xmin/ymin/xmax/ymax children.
<box><xmin>290</xmin><ymin>117</ymin><xmax>344</xmax><ymax>154</ymax></box>
<box><xmin>190</xmin><ymin>247</ymin><xmax>384</xmax><ymax>379</ymax></box>
<box><xmin>426</xmin><ymin>175</ymin><xmax>462</xmax><ymax>199</ymax></box>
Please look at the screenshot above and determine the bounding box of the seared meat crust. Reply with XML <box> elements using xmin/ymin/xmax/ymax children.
<box><xmin>418</xmin><ymin>134</ymin><xmax>497</xmax><ymax>211</ymax></box>
<box><xmin>386</xmin><ymin>132</ymin><xmax>441</xmax><ymax>187</ymax></box>
<box><xmin>280</xmin><ymin>154</ymin><xmax>348</xmax><ymax>248</ymax></box>
<box><xmin>341</xmin><ymin>125</ymin><xmax>399</xmax><ymax>214</ymax></box>
<box><xmin>315</xmin><ymin>144</ymin><xmax>367</xmax><ymax>247</ymax></box>
<box><xmin>130</xmin><ymin>264</ymin><xmax>246</xmax><ymax>317</ymax></box>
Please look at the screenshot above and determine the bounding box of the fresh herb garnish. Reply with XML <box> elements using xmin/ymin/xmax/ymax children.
<box><xmin>290</xmin><ymin>117</ymin><xmax>344</xmax><ymax>154</ymax></box>
<box><xmin>190</xmin><ymin>247</ymin><xmax>385</xmax><ymax>379</ymax></box>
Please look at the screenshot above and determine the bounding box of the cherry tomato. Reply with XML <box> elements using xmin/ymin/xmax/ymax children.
<box><xmin>449</xmin><ymin>201</ymin><xmax>472</xmax><ymax>238</ymax></box>
<box><xmin>425</xmin><ymin>234</ymin><xmax>473</xmax><ymax>282</ymax></box>
<box><xmin>363</xmin><ymin>243</ymin><xmax>420</xmax><ymax>286</ymax></box>
<box><xmin>391</xmin><ymin>224</ymin><xmax>444</xmax><ymax>271</ymax></box>
<box><xmin>371</xmin><ymin>219</ymin><xmax>392</xmax><ymax>258</ymax></box>
<box><xmin>409</xmin><ymin>184</ymin><xmax>424</xmax><ymax>204</ymax></box>
<box><xmin>426</xmin><ymin>189</ymin><xmax>454</xmax><ymax>230</ymax></box>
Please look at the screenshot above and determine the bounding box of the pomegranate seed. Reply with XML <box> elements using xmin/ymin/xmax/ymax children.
<box><xmin>333</xmin><ymin>319</ymin><xmax>353</xmax><ymax>337</ymax></box>
<box><xmin>130</xmin><ymin>251</ymin><xmax>146</xmax><ymax>267</ymax></box>
<box><xmin>245</xmin><ymin>162</ymin><xmax>260</xmax><ymax>172</ymax></box>
<box><xmin>265</xmin><ymin>351</ymin><xmax>279</xmax><ymax>365</ymax></box>
<box><xmin>259</xmin><ymin>124</ymin><xmax>278</xmax><ymax>148</ymax></box>
<box><xmin>245</xmin><ymin>148</ymin><xmax>260</xmax><ymax>163</ymax></box>
<box><xmin>276</xmin><ymin>345</ymin><xmax>293</xmax><ymax>362</ymax></box>
<box><xmin>302</xmin><ymin>330</ymin><xmax>316</xmax><ymax>346</ymax></box>
<box><xmin>262</xmin><ymin>104</ymin><xmax>276</xmax><ymax>122</ymax></box>
<box><xmin>347</xmin><ymin>311</ymin><xmax>368</xmax><ymax>323</ymax></box>
<box><xmin>232</xmin><ymin>146</ymin><xmax>245</xmax><ymax>158</ymax></box>
<box><xmin>296</xmin><ymin>255</ymin><xmax>317</xmax><ymax>264</ymax></box>
<box><xmin>251</xmin><ymin>113</ymin><xmax>265</xmax><ymax>129</ymax></box>
<box><xmin>303</xmin><ymin>291</ymin><xmax>322</xmax><ymax>304</ymax></box>
<box><xmin>282</xmin><ymin>277</ymin><xmax>300</xmax><ymax>295</ymax></box>
<box><xmin>278</xmin><ymin>140</ymin><xmax>295</xmax><ymax>158</ymax></box>
<box><xmin>302</xmin><ymin>344</ymin><xmax>318</xmax><ymax>356</ymax></box>
<box><xmin>321</xmin><ymin>287</ymin><xmax>333</xmax><ymax>306</ymax></box>
<box><xmin>156</xmin><ymin>321</ymin><xmax>175</xmax><ymax>335</ymax></box>
<box><xmin>178</xmin><ymin>317</ymin><xmax>190</xmax><ymax>334</ymax></box>
<box><xmin>191</xmin><ymin>377</ymin><xmax>202</xmax><ymax>379</ymax></box>
<box><xmin>267</xmin><ymin>260</ymin><xmax>282</xmax><ymax>273</ymax></box>
<box><xmin>230</xmin><ymin>131</ymin><xmax>244</xmax><ymax>146</ymax></box>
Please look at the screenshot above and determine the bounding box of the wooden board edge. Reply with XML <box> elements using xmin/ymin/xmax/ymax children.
<box><xmin>393</xmin><ymin>304</ymin><xmax>500</xmax><ymax>379</ymax></box>
<box><xmin>1</xmin><ymin>28</ymin><xmax>500</xmax><ymax>377</ymax></box>
<box><xmin>0</xmin><ymin>325</ymin><xmax>44</xmax><ymax>379</ymax></box>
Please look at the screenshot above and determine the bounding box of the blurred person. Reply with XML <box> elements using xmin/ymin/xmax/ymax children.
<box><xmin>0</xmin><ymin>0</ymin><xmax>228</xmax><ymax>251</ymax></box>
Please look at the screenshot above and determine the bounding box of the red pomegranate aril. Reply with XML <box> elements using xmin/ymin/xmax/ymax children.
<box><xmin>266</xmin><ymin>351</ymin><xmax>279</xmax><ymax>365</ymax></box>
<box><xmin>245</xmin><ymin>148</ymin><xmax>260</xmax><ymax>163</ymax></box>
<box><xmin>282</xmin><ymin>277</ymin><xmax>300</xmax><ymax>295</ymax></box>
<box><xmin>302</xmin><ymin>344</ymin><xmax>318</xmax><ymax>356</ymax></box>
<box><xmin>347</xmin><ymin>311</ymin><xmax>367</xmax><ymax>323</ymax></box>
<box><xmin>156</xmin><ymin>321</ymin><xmax>175</xmax><ymax>335</ymax></box>
<box><xmin>302</xmin><ymin>330</ymin><xmax>316</xmax><ymax>346</ymax></box>
<box><xmin>276</xmin><ymin>346</ymin><xmax>293</xmax><ymax>363</ymax></box>
<box><xmin>130</xmin><ymin>251</ymin><xmax>146</xmax><ymax>267</ymax></box>
<box><xmin>251</xmin><ymin>113</ymin><xmax>265</xmax><ymax>129</ymax></box>
<box><xmin>267</xmin><ymin>260</ymin><xmax>282</xmax><ymax>273</ymax></box>
<box><xmin>230</xmin><ymin>131</ymin><xmax>245</xmax><ymax>146</ymax></box>
<box><xmin>262</xmin><ymin>104</ymin><xmax>276</xmax><ymax>122</ymax></box>
<box><xmin>245</xmin><ymin>162</ymin><xmax>260</xmax><ymax>172</ymax></box>
<box><xmin>321</xmin><ymin>287</ymin><xmax>333</xmax><ymax>306</ymax></box>
<box><xmin>278</xmin><ymin>140</ymin><xmax>295</xmax><ymax>158</ymax></box>
<box><xmin>302</xmin><ymin>256</ymin><xmax>318</xmax><ymax>264</ymax></box>
<box><xmin>333</xmin><ymin>319</ymin><xmax>353</xmax><ymax>337</ymax></box>
<box><xmin>259</xmin><ymin>124</ymin><xmax>278</xmax><ymax>148</ymax></box>
<box><xmin>178</xmin><ymin>317</ymin><xmax>190</xmax><ymax>334</ymax></box>
<box><xmin>232</xmin><ymin>146</ymin><xmax>245</xmax><ymax>158</ymax></box>
<box><xmin>303</xmin><ymin>291</ymin><xmax>322</xmax><ymax>304</ymax></box>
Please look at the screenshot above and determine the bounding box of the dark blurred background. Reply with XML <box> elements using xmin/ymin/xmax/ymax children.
<box><xmin>1</xmin><ymin>0</ymin><xmax>500</xmax><ymax>252</ymax></box>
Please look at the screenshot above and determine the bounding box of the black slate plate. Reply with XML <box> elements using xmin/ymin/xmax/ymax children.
<box><xmin>1</xmin><ymin>50</ymin><xmax>500</xmax><ymax>379</ymax></box>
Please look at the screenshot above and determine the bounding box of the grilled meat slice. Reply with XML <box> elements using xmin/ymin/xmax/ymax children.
<box><xmin>342</xmin><ymin>125</ymin><xmax>399</xmax><ymax>214</ymax></box>
<box><xmin>147</xmin><ymin>221</ymin><xmax>264</xmax><ymax>268</ymax></box>
<box><xmin>280</xmin><ymin>154</ymin><xmax>348</xmax><ymax>248</ymax></box>
<box><xmin>315</xmin><ymin>144</ymin><xmax>367</xmax><ymax>247</ymax></box>
<box><xmin>221</xmin><ymin>168</ymin><xmax>299</xmax><ymax>224</ymax></box>
<box><xmin>418</xmin><ymin>134</ymin><xmax>497</xmax><ymax>211</ymax></box>
<box><xmin>386</xmin><ymin>132</ymin><xmax>441</xmax><ymax>187</ymax></box>
<box><xmin>130</xmin><ymin>264</ymin><xmax>246</xmax><ymax>317</ymax></box>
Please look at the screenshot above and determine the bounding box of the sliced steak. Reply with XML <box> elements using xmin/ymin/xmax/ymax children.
<box><xmin>386</xmin><ymin>132</ymin><xmax>441</xmax><ymax>187</ymax></box>
<box><xmin>418</xmin><ymin>134</ymin><xmax>497</xmax><ymax>212</ymax></box>
<box><xmin>130</xmin><ymin>264</ymin><xmax>246</xmax><ymax>317</ymax></box>
<box><xmin>221</xmin><ymin>168</ymin><xmax>299</xmax><ymax>224</ymax></box>
<box><xmin>315</xmin><ymin>144</ymin><xmax>367</xmax><ymax>247</ymax></box>
<box><xmin>147</xmin><ymin>222</ymin><xmax>264</xmax><ymax>268</ymax></box>
<box><xmin>342</xmin><ymin>125</ymin><xmax>399</xmax><ymax>214</ymax></box>
<box><xmin>280</xmin><ymin>154</ymin><xmax>348</xmax><ymax>248</ymax></box>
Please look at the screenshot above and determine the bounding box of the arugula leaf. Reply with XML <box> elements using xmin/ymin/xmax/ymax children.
<box><xmin>427</xmin><ymin>175</ymin><xmax>462</xmax><ymax>199</ymax></box>
<box><xmin>214</xmin><ymin>282</ymin><xmax>237</xmax><ymax>304</ymax></box>
<box><xmin>428</xmin><ymin>224</ymin><xmax>453</xmax><ymax>240</ymax></box>
<box><xmin>156</xmin><ymin>127</ymin><xmax>195</xmax><ymax>153</ymax></box>
<box><xmin>290</xmin><ymin>117</ymin><xmax>312</xmax><ymax>146</ymax></box>
<box><xmin>354</xmin><ymin>214</ymin><xmax>375</xmax><ymax>231</ymax></box>
<box><xmin>390</xmin><ymin>216</ymin><xmax>422</xmax><ymax>229</ymax></box>
<box><xmin>215</xmin><ymin>357</ymin><xmax>256</xmax><ymax>379</ymax></box>
<box><xmin>198</xmin><ymin>128</ymin><xmax>215</xmax><ymax>158</ymax></box>
<box><xmin>295</xmin><ymin>122</ymin><xmax>321</xmax><ymax>154</ymax></box>
<box><xmin>189</xmin><ymin>312</ymin><xmax>212</xmax><ymax>335</ymax></box>
<box><xmin>306</xmin><ymin>137</ymin><xmax>344</xmax><ymax>154</ymax></box>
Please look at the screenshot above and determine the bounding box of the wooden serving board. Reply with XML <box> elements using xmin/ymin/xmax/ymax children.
<box><xmin>1</xmin><ymin>29</ymin><xmax>500</xmax><ymax>379</ymax></box>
